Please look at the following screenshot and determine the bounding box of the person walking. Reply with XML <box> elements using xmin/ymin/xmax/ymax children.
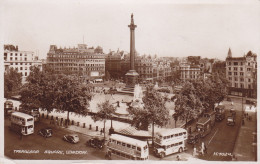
<box><xmin>193</xmin><ymin>147</ymin><xmax>197</xmax><ymax>157</ymax></box>
<box><xmin>204</xmin><ymin>144</ymin><xmax>207</xmax><ymax>154</ymax></box>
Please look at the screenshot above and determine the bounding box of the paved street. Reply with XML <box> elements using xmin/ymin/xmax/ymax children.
<box><xmin>4</xmin><ymin>118</ymin><xmax>105</xmax><ymax>160</ymax></box>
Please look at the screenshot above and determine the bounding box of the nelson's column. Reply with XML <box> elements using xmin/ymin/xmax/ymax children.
<box><xmin>125</xmin><ymin>13</ymin><xmax>139</xmax><ymax>86</ymax></box>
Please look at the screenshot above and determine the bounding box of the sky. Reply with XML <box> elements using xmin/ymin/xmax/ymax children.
<box><xmin>1</xmin><ymin>0</ymin><xmax>260</xmax><ymax>60</ymax></box>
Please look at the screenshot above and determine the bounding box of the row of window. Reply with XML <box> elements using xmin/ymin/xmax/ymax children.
<box><xmin>109</xmin><ymin>139</ymin><xmax>147</xmax><ymax>151</ymax></box>
<box><xmin>165</xmin><ymin>141</ymin><xmax>183</xmax><ymax>149</ymax></box>
<box><xmin>54</xmin><ymin>67</ymin><xmax>104</xmax><ymax>71</ymax></box>
<box><xmin>159</xmin><ymin>132</ymin><xmax>187</xmax><ymax>140</ymax></box>
<box><xmin>228</xmin><ymin>67</ymin><xmax>252</xmax><ymax>71</ymax></box>
<box><xmin>234</xmin><ymin>83</ymin><xmax>251</xmax><ymax>89</ymax></box>
<box><xmin>227</xmin><ymin>61</ymin><xmax>254</xmax><ymax>66</ymax></box>
<box><xmin>5</xmin><ymin>53</ymin><xmax>28</xmax><ymax>56</ymax></box>
<box><xmin>7</xmin><ymin>57</ymin><xmax>27</xmax><ymax>61</ymax></box>
<box><xmin>10</xmin><ymin>62</ymin><xmax>32</xmax><ymax>65</ymax></box>
<box><xmin>110</xmin><ymin>149</ymin><xmax>148</xmax><ymax>160</ymax></box>
<box><xmin>48</xmin><ymin>55</ymin><xmax>105</xmax><ymax>60</ymax></box>
<box><xmin>229</xmin><ymin>77</ymin><xmax>252</xmax><ymax>82</ymax></box>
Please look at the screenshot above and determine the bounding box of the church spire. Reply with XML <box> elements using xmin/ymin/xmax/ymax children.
<box><xmin>227</xmin><ymin>48</ymin><xmax>232</xmax><ymax>58</ymax></box>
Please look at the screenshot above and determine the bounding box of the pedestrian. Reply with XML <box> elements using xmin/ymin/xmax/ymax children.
<box><xmin>193</xmin><ymin>147</ymin><xmax>197</xmax><ymax>157</ymax></box>
<box><xmin>204</xmin><ymin>144</ymin><xmax>207</xmax><ymax>154</ymax></box>
<box><xmin>231</xmin><ymin>101</ymin><xmax>233</xmax><ymax>106</ymax></box>
<box><xmin>100</xmin><ymin>129</ymin><xmax>103</xmax><ymax>135</ymax></box>
<box><xmin>242</xmin><ymin>119</ymin><xmax>245</xmax><ymax>125</ymax></box>
<box><xmin>176</xmin><ymin>155</ymin><xmax>181</xmax><ymax>161</ymax></box>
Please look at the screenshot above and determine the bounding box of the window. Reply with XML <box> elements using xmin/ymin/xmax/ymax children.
<box><xmin>229</xmin><ymin>77</ymin><xmax>232</xmax><ymax>80</ymax></box>
<box><xmin>10</xmin><ymin>53</ymin><xmax>13</xmax><ymax>56</ymax></box>
<box><xmin>127</xmin><ymin>144</ymin><xmax>131</xmax><ymax>148</ymax></box>
<box><xmin>132</xmin><ymin>145</ymin><xmax>136</xmax><ymax>149</ymax></box>
<box><xmin>20</xmin><ymin>67</ymin><xmax>23</xmax><ymax>70</ymax></box>
<box><xmin>229</xmin><ymin>67</ymin><xmax>231</xmax><ymax>71</ymax></box>
<box><xmin>234</xmin><ymin>72</ymin><xmax>238</xmax><ymax>75</ymax></box>
<box><xmin>234</xmin><ymin>67</ymin><xmax>237</xmax><ymax>71</ymax></box>
<box><xmin>229</xmin><ymin>62</ymin><xmax>231</xmax><ymax>65</ymax></box>
<box><xmin>240</xmin><ymin>72</ymin><xmax>244</xmax><ymax>76</ymax></box>
<box><xmin>15</xmin><ymin>53</ymin><xmax>17</xmax><ymax>56</ymax></box>
<box><xmin>234</xmin><ymin>77</ymin><xmax>237</xmax><ymax>81</ymax></box>
<box><xmin>10</xmin><ymin>57</ymin><xmax>13</xmax><ymax>61</ymax></box>
<box><xmin>247</xmin><ymin>68</ymin><xmax>251</xmax><ymax>71</ymax></box>
<box><xmin>240</xmin><ymin>84</ymin><xmax>244</xmax><ymax>88</ymax></box>
<box><xmin>248</xmin><ymin>79</ymin><xmax>251</xmax><ymax>82</ymax></box>
<box><xmin>122</xmin><ymin>143</ymin><xmax>126</xmax><ymax>146</ymax></box>
<box><xmin>248</xmin><ymin>62</ymin><xmax>250</xmax><ymax>66</ymax></box>
<box><xmin>241</xmin><ymin>62</ymin><xmax>243</xmax><ymax>65</ymax></box>
<box><xmin>20</xmin><ymin>53</ymin><xmax>22</xmax><ymax>56</ymax></box>
<box><xmin>25</xmin><ymin>58</ymin><xmax>27</xmax><ymax>61</ymax></box>
<box><xmin>235</xmin><ymin>83</ymin><xmax>238</xmax><ymax>88</ymax></box>
<box><xmin>240</xmin><ymin>67</ymin><xmax>243</xmax><ymax>71</ymax></box>
<box><xmin>228</xmin><ymin>72</ymin><xmax>232</xmax><ymax>75</ymax></box>
<box><xmin>248</xmin><ymin>84</ymin><xmax>251</xmax><ymax>89</ymax></box>
<box><xmin>137</xmin><ymin>147</ymin><xmax>141</xmax><ymax>151</ymax></box>
<box><xmin>234</xmin><ymin>62</ymin><xmax>238</xmax><ymax>65</ymax></box>
<box><xmin>240</xmin><ymin>78</ymin><xmax>244</xmax><ymax>82</ymax></box>
<box><xmin>117</xmin><ymin>141</ymin><xmax>121</xmax><ymax>145</ymax></box>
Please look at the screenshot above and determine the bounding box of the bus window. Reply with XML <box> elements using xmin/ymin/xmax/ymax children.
<box><xmin>132</xmin><ymin>145</ymin><xmax>136</xmax><ymax>149</ymax></box>
<box><xmin>167</xmin><ymin>145</ymin><xmax>171</xmax><ymax>149</ymax></box>
<box><xmin>127</xmin><ymin>144</ymin><xmax>131</xmax><ymax>148</ymax></box>
<box><xmin>167</xmin><ymin>135</ymin><xmax>170</xmax><ymax>139</ymax></box>
<box><xmin>137</xmin><ymin>147</ymin><xmax>141</xmax><ymax>151</ymax></box>
<box><xmin>159</xmin><ymin>135</ymin><xmax>162</xmax><ymax>139</ymax></box>
<box><xmin>112</xmin><ymin>140</ymin><xmax>116</xmax><ymax>143</ymax></box>
<box><xmin>144</xmin><ymin>145</ymin><xmax>148</xmax><ymax>150</ymax></box>
<box><xmin>175</xmin><ymin>134</ymin><xmax>179</xmax><ymax>137</ymax></box>
<box><xmin>183</xmin><ymin>132</ymin><xmax>186</xmax><ymax>135</ymax></box>
<box><xmin>163</xmin><ymin>136</ymin><xmax>167</xmax><ymax>139</ymax></box>
<box><xmin>117</xmin><ymin>141</ymin><xmax>121</xmax><ymax>145</ymax></box>
<box><xmin>27</xmin><ymin>118</ymin><xmax>33</xmax><ymax>122</ymax></box>
<box><xmin>109</xmin><ymin>139</ymin><xmax>111</xmax><ymax>142</ymax></box>
<box><xmin>28</xmin><ymin>125</ymin><xmax>33</xmax><ymax>129</ymax></box>
<box><xmin>179</xmin><ymin>142</ymin><xmax>182</xmax><ymax>145</ymax></box>
<box><xmin>171</xmin><ymin>135</ymin><xmax>174</xmax><ymax>138</ymax></box>
<box><xmin>122</xmin><ymin>143</ymin><xmax>126</xmax><ymax>146</ymax></box>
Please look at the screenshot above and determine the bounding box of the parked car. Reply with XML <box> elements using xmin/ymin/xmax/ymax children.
<box><xmin>187</xmin><ymin>132</ymin><xmax>200</xmax><ymax>144</ymax></box>
<box><xmin>38</xmin><ymin>128</ymin><xmax>53</xmax><ymax>138</ymax></box>
<box><xmin>86</xmin><ymin>137</ymin><xmax>105</xmax><ymax>149</ymax></box>
<box><xmin>226</xmin><ymin>116</ymin><xmax>235</xmax><ymax>126</ymax></box>
<box><xmin>63</xmin><ymin>134</ymin><xmax>79</xmax><ymax>143</ymax></box>
<box><xmin>215</xmin><ymin>105</ymin><xmax>225</xmax><ymax>121</ymax></box>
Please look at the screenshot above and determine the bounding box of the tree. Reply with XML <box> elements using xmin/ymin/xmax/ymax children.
<box><xmin>55</xmin><ymin>74</ymin><xmax>92</xmax><ymax>127</ymax></box>
<box><xmin>174</xmin><ymin>82</ymin><xmax>203</xmax><ymax>128</ymax></box>
<box><xmin>20</xmin><ymin>66</ymin><xmax>57</xmax><ymax>115</ymax></box>
<box><xmin>92</xmin><ymin>100</ymin><xmax>116</xmax><ymax>140</ymax></box>
<box><xmin>4</xmin><ymin>68</ymin><xmax>22</xmax><ymax>98</ymax></box>
<box><xmin>128</xmin><ymin>86</ymin><xmax>170</xmax><ymax>146</ymax></box>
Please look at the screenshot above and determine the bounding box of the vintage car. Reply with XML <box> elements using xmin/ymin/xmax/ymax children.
<box><xmin>226</xmin><ymin>116</ymin><xmax>235</xmax><ymax>126</ymax></box>
<box><xmin>38</xmin><ymin>128</ymin><xmax>53</xmax><ymax>138</ymax></box>
<box><xmin>63</xmin><ymin>134</ymin><xmax>79</xmax><ymax>144</ymax></box>
<box><xmin>187</xmin><ymin>132</ymin><xmax>201</xmax><ymax>144</ymax></box>
<box><xmin>86</xmin><ymin>137</ymin><xmax>105</xmax><ymax>149</ymax></box>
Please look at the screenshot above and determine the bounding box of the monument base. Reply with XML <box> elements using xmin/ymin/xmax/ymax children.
<box><xmin>125</xmin><ymin>70</ymin><xmax>139</xmax><ymax>87</ymax></box>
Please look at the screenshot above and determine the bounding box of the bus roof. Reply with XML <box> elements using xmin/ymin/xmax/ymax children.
<box><xmin>11</xmin><ymin>112</ymin><xmax>33</xmax><ymax>119</ymax></box>
<box><xmin>197</xmin><ymin>117</ymin><xmax>210</xmax><ymax>124</ymax></box>
<box><xmin>156</xmin><ymin>128</ymin><xmax>187</xmax><ymax>136</ymax></box>
<box><xmin>110</xmin><ymin>134</ymin><xmax>147</xmax><ymax>147</ymax></box>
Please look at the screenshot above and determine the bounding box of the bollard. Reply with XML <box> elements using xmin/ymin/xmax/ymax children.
<box><xmin>83</xmin><ymin>123</ymin><xmax>85</xmax><ymax>128</ymax></box>
<box><xmin>42</xmin><ymin>113</ymin><xmax>44</xmax><ymax>118</ymax></box>
<box><xmin>77</xmin><ymin>122</ymin><xmax>79</xmax><ymax>127</ymax></box>
<box><xmin>72</xmin><ymin>120</ymin><xmax>74</xmax><ymax>125</ymax></box>
<box><xmin>96</xmin><ymin>126</ymin><xmax>98</xmax><ymax>131</ymax></box>
<box><xmin>89</xmin><ymin>124</ymin><xmax>92</xmax><ymax>130</ymax></box>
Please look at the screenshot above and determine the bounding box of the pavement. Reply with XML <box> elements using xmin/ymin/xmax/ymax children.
<box><xmin>232</xmin><ymin>109</ymin><xmax>257</xmax><ymax>161</ymax></box>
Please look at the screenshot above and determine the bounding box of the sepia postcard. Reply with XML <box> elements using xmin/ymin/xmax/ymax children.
<box><xmin>1</xmin><ymin>0</ymin><xmax>259</xmax><ymax>164</ymax></box>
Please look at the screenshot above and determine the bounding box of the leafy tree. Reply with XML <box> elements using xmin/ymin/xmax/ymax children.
<box><xmin>92</xmin><ymin>100</ymin><xmax>116</xmax><ymax>140</ymax></box>
<box><xmin>55</xmin><ymin>74</ymin><xmax>92</xmax><ymax>127</ymax></box>
<box><xmin>128</xmin><ymin>86</ymin><xmax>170</xmax><ymax>146</ymax></box>
<box><xmin>20</xmin><ymin>66</ymin><xmax>57</xmax><ymax>114</ymax></box>
<box><xmin>174</xmin><ymin>82</ymin><xmax>203</xmax><ymax>127</ymax></box>
<box><xmin>4</xmin><ymin>68</ymin><xmax>22</xmax><ymax>98</ymax></box>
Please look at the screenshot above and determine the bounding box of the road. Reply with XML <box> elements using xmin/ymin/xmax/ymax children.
<box><xmin>190</xmin><ymin>98</ymin><xmax>243</xmax><ymax>161</ymax></box>
<box><xmin>4</xmin><ymin>118</ymin><xmax>106</xmax><ymax>160</ymax></box>
<box><xmin>4</xmin><ymin>97</ymin><xmax>244</xmax><ymax>161</ymax></box>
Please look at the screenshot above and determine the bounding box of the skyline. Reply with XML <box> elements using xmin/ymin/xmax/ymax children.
<box><xmin>2</xmin><ymin>0</ymin><xmax>260</xmax><ymax>60</ymax></box>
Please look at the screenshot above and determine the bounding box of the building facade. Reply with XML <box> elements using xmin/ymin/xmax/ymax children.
<box><xmin>46</xmin><ymin>44</ymin><xmax>105</xmax><ymax>82</ymax></box>
<box><xmin>179</xmin><ymin>62</ymin><xmax>201</xmax><ymax>82</ymax></box>
<box><xmin>106</xmin><ymin>52</ymin><xmax>173</xmax><ymax>83</ymax></box>
<box><xmin>226</xmin><ymin>49</ymin><xmax>257</xmax><ymax>98</ymax></box>
<box><xmin>4</xmin><ymin>45</ymin><xmax>42</xmax><ymax>84</ymax></box>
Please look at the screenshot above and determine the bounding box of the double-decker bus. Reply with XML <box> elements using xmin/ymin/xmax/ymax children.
<box><xmin>107</xmin><ymin>134</ymin><xmax>149</xmax><ymax>160</ymax></box>
<box><xmin>154</xmin><ymin>128</ymin><xmax>188</xmax><ymax>158</ymax></box>
<box><xmin>10</xmin><ymin>112</ymin><xmax>34</xmax><ymax>135</ymax></box>
<box><xmin>4</xmin><ymin>100</ymin><xmax>13</xmax><ymax>116</ymax></box>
